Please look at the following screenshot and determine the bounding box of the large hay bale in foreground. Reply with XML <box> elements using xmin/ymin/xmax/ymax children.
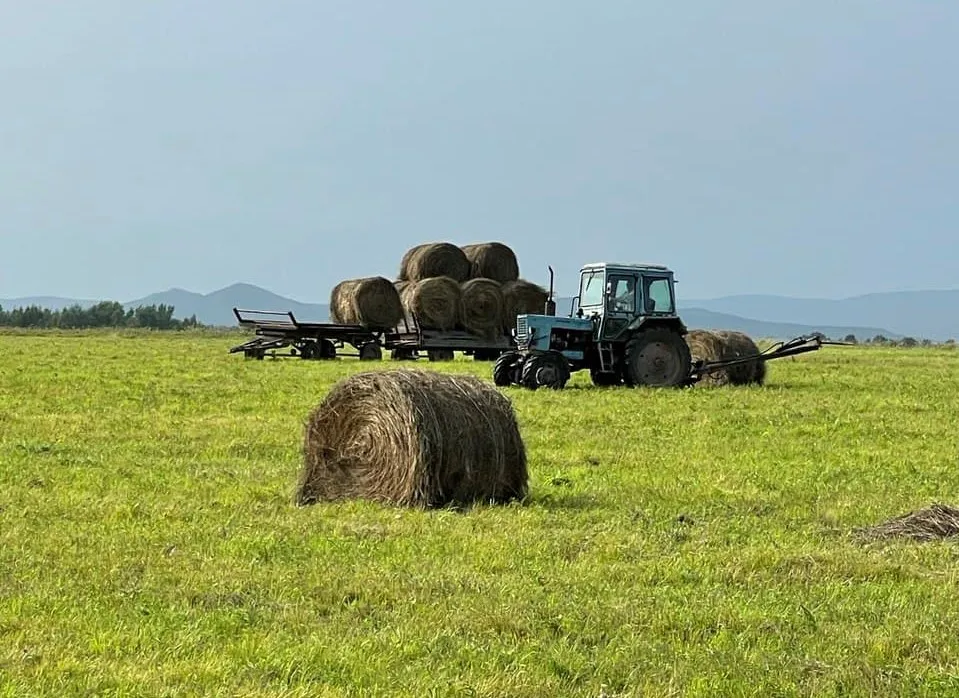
<box><xmin>460</xmin><ymin>278</ymin><xmax>505</xmax><ymax>338</ymax></box>
<box><xmin>295</xmin><ymin>369</ymin><xmax>528</xmax><ymax>508</ymax></box>
<box><xmin>461</xmin><ymin>242</ymin><xmax>520</xmax><ymax>283</ymax></box>
<box><xmin>398</xmin><ymin>243</ymin><xmax>471</xmax><ymax>283</ymax></box>
<box><xmin>684</xmin><ymin>329</ymin><xmax>732</xmax><ymax>387</ymax></box>
<box><xmin>330</xmin><ymin>276</ymin><xmax>404</xmax><ymax>329</ymax></box>
<box><xmin>501</xmin><ymin>279</ymin><xmax>549</xmax><ymax>332</ymax></box>
<box><xmin>715</xmin><ymin>330</ymin><xmax>766</xmax><ymax>385</ymax></box>
<box><xmin>400</xmin><ymin>276</ymin><xmax>462</xmax><ymax>330</ymax></box>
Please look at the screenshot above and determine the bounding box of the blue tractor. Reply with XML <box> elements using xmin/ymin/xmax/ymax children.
<box><xmin>493</xmin><ymin>262</ymin><xmax>834</xmax><ymax>390</ymax></box>
<box><xmin>493</xmin><ymin>262</ymin><xmax>694</xmax><ymax>389</ymax></box>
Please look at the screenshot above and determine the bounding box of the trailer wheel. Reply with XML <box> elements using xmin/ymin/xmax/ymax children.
<box><xmin>473</xmin><ymin>349</ymin><xmax>502</xmax><ymax>362</ymax></box>
<box><xmin>427</xmin><ymin>350</ymin><xmax>455</xmax><ymax>362</ymax></box>
<box><xmin>521</xmin><ymin>351</ymin><xmax>569</xmax><ymax>390</ymax></box>
<box><xmin>623</xmin><ymin>328</ymin><xmax>691</xmax><ymax>387</ymax></box>
<box><xmin>359</xmin><ymin>343</ymin><xmax>382</xmax><ymax>361</ymax></box>
<box><xmin>590</xmin><ymin>369</ymin><xmax>621</xmax><ymax>387</ymax></box>
<box><xmin>391</xmin><ymin>347</ymin><xmax>417</xmax><ymax>361</ymax></box>
<box><xmin>299</xmin><ymin>342</ymin><xmax>317</xmax><ymax>360</ymax></box>
<box><xmin>317</xmin><ymin>340</ymin><xmax>337</xmax><ymax>359</ymax></box>
<box><xmin>493</xmin><ymin>351</ymin><xmax>522</xmax><ymax>386</ymax></box>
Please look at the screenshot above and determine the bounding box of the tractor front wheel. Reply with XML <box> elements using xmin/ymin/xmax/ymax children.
<box><xmin>492</xmin><ymin>351</ymin><xmax>523</xmax><ymax>386</ymax></box>
<box><xmin>521</xmin><ymin>351</ymin><xmax>570</xmax><ymax>390</ymax></box>
<box><xmin>623</xmin><ymin>328</ymin><xmax>691</xmax><ymax>387</ymax></box>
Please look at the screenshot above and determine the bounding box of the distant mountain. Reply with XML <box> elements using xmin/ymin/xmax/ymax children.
<box><xmin>553</xmin><ymin>297</ymin><xmax>897</xmax><ymax>341</ymax></box>
<box><xmin>684</xmin><ymin>290</ymin><xmax>959</xmax><ymax>341</ymax></box>
<box><xmin>0</xmin><ymin>283</ymin><xmax>330</xmax><ymax>327</ymax></box>
<box><xmin>127</xmin><ymin>283</ymin><xmax>330</xmax><ymax>326</ymax></box>
<box><xmin>4</xmin><ymin>283</ymin><xmax>950</xmax><ymax>339</ymax></box>
<box><xmin>0</xmin><ymin>296</ymin><xmax>100</xmax><ymax>310</ymax></box>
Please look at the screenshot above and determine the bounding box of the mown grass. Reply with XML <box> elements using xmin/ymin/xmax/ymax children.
<box><xmin>1</xmin><ymin>330</ymin><xmax>958</xmax><ymax>696</ymax></box>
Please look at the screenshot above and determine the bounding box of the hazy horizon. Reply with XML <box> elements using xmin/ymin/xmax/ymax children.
<box><xmin>2</xmin><ymin>2</ymin><xmax>956</xmax><ymax>302</ymax></box>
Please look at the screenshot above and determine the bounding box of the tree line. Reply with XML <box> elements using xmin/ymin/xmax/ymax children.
<box><xmin>0</xmin><ymin>302</ymin><xmax>201</xmax><ymax>330</ymax></box>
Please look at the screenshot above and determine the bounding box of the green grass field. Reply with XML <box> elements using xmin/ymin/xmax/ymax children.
<box><xmin>2</xmin><ymin>330</ymin><xmax>959</xmax><ymax>697</ymax></box>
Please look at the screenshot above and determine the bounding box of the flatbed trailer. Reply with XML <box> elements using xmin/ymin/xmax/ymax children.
<box><xmin>229</xmin><ymin>307</ymin><xmax>518</xmax><ymax>362</ymax></box>
<box><xmin>229</xmin><ymin>308</ymin><xmax>385</xmax><ymax>360</ymax></box>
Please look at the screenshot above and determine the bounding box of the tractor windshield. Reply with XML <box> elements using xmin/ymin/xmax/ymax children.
<box><xmin>643</xmin><ymin>277</ymin><xmax>674</xmax><ymax>314</ymax></box>
<box><xmin>579</xmin><ymin>270</ymin><xmax>604</xmax><ymax>307</ymax></box>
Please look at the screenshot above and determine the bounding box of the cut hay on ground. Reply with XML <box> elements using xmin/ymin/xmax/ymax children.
<box><xmin>460</xmin><ymin>278</ymin><xmax>506</xmax><ymax>338</ymax></box>
<box><xmin>329</xmin><ymin>276</ymin><xmax>404</xmax><ymax>329</ymax></box>
<box><xmin>685</xmin><ymin>329</ymin><xmax>732</xmax><ymax>387</ymax></box>
<box><xmin>398</xmin><ymin>243</ymin><xmax>471</xmax><ymax>283</ymax></box>
<box><xmin>400</xmin><ymin>276</ymin><xmax>462</xmax><ymax>330</ymax></box>
<box><xmin>295</xmin><ymin>369</ymin><xmax>528</xmax><ymax>508</ymax></box>
<box><xmin>501</xmin><ymin>279</ymin><xmax>549</xmax><ymax>332</ymax></box>
<box><xmin>461</xmin><ymin>242</ymin><xmax>520</xmax><ymax>283</ymax></box>
<box><xmin>714</xmin><ymin>330</ymin><xmax>766</xmax><ymax>385</ymax></box>
<box><xmin>856</xmin><ymin>503</ymin><xmax>959</xmax><ymax>542</ymax></box>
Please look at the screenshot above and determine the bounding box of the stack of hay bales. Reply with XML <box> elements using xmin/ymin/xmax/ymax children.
<box><xmin>294</xmin><ymin>369</ymin><xmax>528</xmax><ymax>508</ymax></box>
<box><xmin>326</xmin><ymin>240</ymin><xmax>548</xmax><ymax>338</ymax></box>
<box><xmin>685</xmin><ymin>328</ymin><xmax>766</xmax><ymax>386</ymax></box>
<box><xmin>393</xmin><ymin>241</ymin><xmax>548</xmax><ymax>336</ymax></box>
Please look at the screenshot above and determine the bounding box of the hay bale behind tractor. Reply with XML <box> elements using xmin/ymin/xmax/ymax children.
<box><xmin>330</xmin><ymin>276</ymin><xmax>404</xmax><ymax>329</ymax></box>
<box><xmin>501</xmin><ymin>279</ymin><xmax>549</xmax><ymax>333</ymax></box>
<box><xmin>460</xmin><ymin>278</ymin><xmax>505</xmax><ymax>338</ymax></box>
<box><xmin>398</xmin><ymin>242</ymin><xmax>471</xmax><ymax>283</ymax></box>
<box><xmin>685</xmin><ymin>329</ymin><xmax>732</xmax><ymax>387</ymax></box>
<box><xmin>461</xmin><ymin>242</ymin><xmax>520</xmax><ymax>283</ymax></box>
<box><xmin>715</xmin><ymin>330</ymin><xmax>766</xmax><ymax>385</ymax></box>
<box><xmin>295</xmin><ymin>369</ymin><xmax>528</xmax><ymax>508</ymax></box>
<box><xmin>400</xmin><ymin>276</ymin><xmax>462</xmax><ymax>330</ymax></box>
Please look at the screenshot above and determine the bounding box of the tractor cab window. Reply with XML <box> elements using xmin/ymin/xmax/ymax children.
<box><xmin>643</xmin><ymin>277</ymin><xmax>674</xmax><ymax>314</ymax></box>
<box><xmin>608</xmin><ymin>276</ymin><xmax>636</xmax><ymax>313</ymax></box>
<box><xmin>579</xmin><ymin>270</ymin><xmax>604</xmax><ymax>308</ymax></box>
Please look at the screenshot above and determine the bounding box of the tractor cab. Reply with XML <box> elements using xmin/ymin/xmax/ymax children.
<box><xmin>573</xmin><ymin>262</ymin><xmax>682</xmax><ymax>339</ymax></box>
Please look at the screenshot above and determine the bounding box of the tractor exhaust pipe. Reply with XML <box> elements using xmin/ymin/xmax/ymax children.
<box><xmin>545</xmin><ymin>266</ymin><xmax>556</xmax><ymax>316</ymax></box>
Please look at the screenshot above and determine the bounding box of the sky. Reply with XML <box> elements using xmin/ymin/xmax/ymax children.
<box><xmin>1</xmin><ymin>1</ymin><xmax>956</xmax><ymax>303</ymax></box>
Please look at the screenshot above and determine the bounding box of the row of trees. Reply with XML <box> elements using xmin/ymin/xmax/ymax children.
<box><xmin>0</xmin><ymin>302</ymin><xmax>201</xmax><ymax>330</ymax></box>
<box><xmin>833</xmin><ymin>334</ymin><xmax>955</xmax><ymax>347</ymax></box>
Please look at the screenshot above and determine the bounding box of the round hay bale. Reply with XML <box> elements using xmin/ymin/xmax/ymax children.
<box><xmin>715</xmin><ymin>330</ymin><xmax>766</xmax><ymax>385</ymax></box>
<box><xmin>398</xmin><ymin>243</ymin><xmax>471</xmax><ymax>283</ymax></box>
<box><xmin>461</xmin><ymin>242</ymin><xmax>520</xmax><ymax>283</ymax></box>
<box><xmin>393</xmin><ymin>279</ymin><xmax>410</xmax><ymax>296</ymax></box>
<box><xmin>501</xmin><ymin>279</ymin><xmax>549</xmax><ymax>332</ymax></box>
<box><xmin>400</xmin><ymin>276</ymin><xmax>462</xmax><ymax>330</ymax></box>
<box><xmin>329</xmin><ymin>276</ymin><xmax>404</xmax><ymax>329</ymax></box>
<box><xmin>460</xmin><ymin>278</ymin><xmax>505</xmax><ymax>338</ymax></box>
<box><xmin>295</xmin><ymin>369</ymin><xmax>528</xmax><ymax>508</ymax></box>
<box><xmin>684</xmin><ymin>329</ymin><xmax>731</xmax><ymax>387</ymax></box>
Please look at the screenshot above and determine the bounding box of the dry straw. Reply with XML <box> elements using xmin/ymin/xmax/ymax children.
<box><xmin>714</xmin><ymin>329</ymin><xmax>767</xmax><ymax>385</ymax></box>
<box><xmin>459</xmin><ymin>278</ymin><xmax>506</xmax><ymax>338</ymax></box>
<box><xmin>398</xmin><ymin>243</ymin><xmax>471</xmax><ymax>283</ymax></box>
<box><xmin>400</xmin><ymin>276</ymin><xmax>462</xmax><ymax>330</ymax></box>
<box><xmin>295</xmin><ymin>369</ymin><xmax>529</xmax><ymax>508</ymax></box>
<box><xmin>685</xmin><ymin>329</ymin><xmax>732</xmax><ymax>386</ymax></box>
<box><xmin>501</xmin><ymin>279</ymin><xmax>549</xmax><ymax>332</ymax></box>
<box><xmin>857</xmin><ymin>503</ymin><xmax>959</xmax><ymax>542</ymax></box>
<box><xmin>461</xmin><ymin>242</ymin><xmax>520</xmax><ymax>283</ymax></box>
<box><xmin>329</xmin><ymin>276</ymin><xmax>404</xmax><ymax>329</ymax></box>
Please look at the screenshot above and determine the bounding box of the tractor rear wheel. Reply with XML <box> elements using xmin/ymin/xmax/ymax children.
<box><xmin>623</xmin><ymin>328</ymin><xmax>691</xmax><ymax>387</ymax></box>
<box><xmin>492</xmin><ymin>351</ymin><xmax>523</xmax><ymax>386</ymax></box>
<box><xmin>521</xmin><ymin>351</ymin><xmax>570</xmax><ymax>390</ymax></box>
